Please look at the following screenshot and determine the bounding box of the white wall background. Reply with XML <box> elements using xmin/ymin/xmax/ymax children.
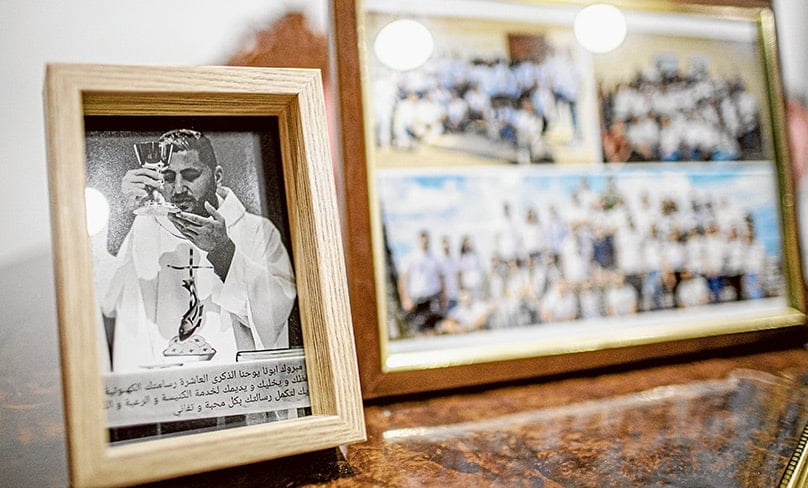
<box><xmin>0</xmin><ymin>0</ymin><xmax>328</xmax><ymax>268</ymax></box>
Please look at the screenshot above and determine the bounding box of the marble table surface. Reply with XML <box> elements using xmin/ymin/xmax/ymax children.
<box><xmin>2</xmin><ymin>253</ymin><xmax>807</xmax><ymax>487</ymax></box>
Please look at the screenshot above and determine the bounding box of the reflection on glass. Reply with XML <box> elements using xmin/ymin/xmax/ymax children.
<box><xmin>574</xmin><ymin>4</ymin><xmax>627</xmax><ymax>54</ymax></box>
<box><xmin>84</xmin><ymin>186</ymin><xmax>110</xmax><ymax>236</ymax></box>
<box><xmin>374</xmin><ymin>19</ymin><xmax>434</xmax><ymax>71</ymax></box>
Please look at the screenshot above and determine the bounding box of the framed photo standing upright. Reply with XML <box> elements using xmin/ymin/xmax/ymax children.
<box><xmin>44</xmin><ymin>64</ymin><xmax>364</xmax><ymax>486</ymax></box>
<box><xmin>333</xmin><ymin>0</ymin><xmax>806</xmax><ymax>398</ymax></box>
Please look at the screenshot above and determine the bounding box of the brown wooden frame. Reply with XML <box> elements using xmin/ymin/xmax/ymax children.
<box><xmin>333</xmin><ymin>0</ymin><xmax>805</xmax><ymax>399</ymax></box>
<box><xmin>44</xmin><ymin>63</ymin><xmax>365</xmax><ymax>487</ymax></box>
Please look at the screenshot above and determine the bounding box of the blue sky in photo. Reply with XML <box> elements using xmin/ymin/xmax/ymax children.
<box><xmin>379</xmin><ymin>163</ymin><xmax>782</xmax><ymax>269</ymax></box>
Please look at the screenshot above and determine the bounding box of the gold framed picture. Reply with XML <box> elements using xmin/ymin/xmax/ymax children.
<box><xmin>44</xmin><ymin>63</ymin><xmax>364</xmax><ymax>486</ymax></box>
<box><xmin>781</xmin><ymin>419</ymin><xmax>808</xmax><ymax>487</ymax></box>
<box><xmin>333</xmin><ymin>0</ymin><xmax>806</xmax><ymax>398</ymax></box>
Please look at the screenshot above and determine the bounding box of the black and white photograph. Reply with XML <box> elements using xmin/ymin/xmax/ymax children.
<box><xmin>84</xmin><ymin>116</ymin><xmax>309</xmax><ymax>440</ymax></box>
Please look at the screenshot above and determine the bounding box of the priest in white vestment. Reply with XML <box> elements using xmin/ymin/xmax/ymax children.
<box><xmin>95</xmin><ymin>129</ymin><xmax>296</xmax><ymax>372</ymax></box>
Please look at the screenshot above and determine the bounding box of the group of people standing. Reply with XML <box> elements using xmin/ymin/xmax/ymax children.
<box><xmin>372</xmin><ymin>47</ymin><xmax>580</xmax><ymax>163</ymax></box>
<box><xmin>600</xmin><ymin>63</ymin><xmax>763</xmax><ymax>163</ymax></box>
<box><xmin>393</xmin><ymin>178</ymin><xmax>774</xmax><ymax>338</ymax></box>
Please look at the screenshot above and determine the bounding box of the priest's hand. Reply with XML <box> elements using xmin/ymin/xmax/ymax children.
<box><xmin>168</xmin><ymin>202</ymin><xmax>235</xmax><ymax>279</ymax></box>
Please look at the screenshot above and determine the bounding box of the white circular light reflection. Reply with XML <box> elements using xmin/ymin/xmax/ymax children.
<box><xmin>85</xmin><ymin>187</ymin><xmax>110</xmax><ymax>236</ymax></box>
<box><xmin>574</xmin><ymin>4</ymin><xmax>627</xmax><ymax>54</ymax></box>
<box><xmin>374</xmin><ymin>19</ymin><xmax>434</xmax><ymax>71</ymax></box>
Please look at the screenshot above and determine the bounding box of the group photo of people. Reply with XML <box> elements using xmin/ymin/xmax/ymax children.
<box><xmin>367</xmin><ymin>9</ymin><xmax>598</xmax><ymax>166</ymax></box>
<box><xmin>364</xmin><ymin>6</ymin><xmax>783</xmax><ymax>345</ymax></box>
<box><xmin>599</xmin><ymin>56</ymin><xmax>766</xmax><ymax>164</ymax></box>
<box><xmin>367</xmin><ymin>6</ymin><xmax>772</xmax><ymax>169</ymax></box>
<box><xmin>381</xmin><ymin>166</ymin><xmax>783</xmax><ymax>340</ymax></box>
<box><xmin>372</xmin><ymin>47</ymin><xmax>584</xmax><ymax>165</ymax></box>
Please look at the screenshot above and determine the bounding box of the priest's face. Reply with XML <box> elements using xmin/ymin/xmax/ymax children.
<box><xmin>161</xmin><ymin>150</ymin><xmax>218</xmax><ymax>216</ymax></box>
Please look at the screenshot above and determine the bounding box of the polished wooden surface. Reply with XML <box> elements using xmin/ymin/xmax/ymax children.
<box><xmin>2</xmin><ymin>251</ymin><xmax>807</xmax><ymax>486</ymax></box>
<box><xmin>345</xmin><ymin>349</ymin><xmax>808</xmax><ymax>487</ymax></box>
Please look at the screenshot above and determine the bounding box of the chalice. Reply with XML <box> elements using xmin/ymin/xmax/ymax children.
<box><xmin>132</xmin><ymin>140</ymin><xmax>179</xmax><ymax>216</ymax></box>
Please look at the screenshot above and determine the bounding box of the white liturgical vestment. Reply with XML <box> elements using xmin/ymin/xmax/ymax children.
<box><xmin>97</xmin><ymin>188</ymin><xmax>296</xmax><ymax>372</ymax></box>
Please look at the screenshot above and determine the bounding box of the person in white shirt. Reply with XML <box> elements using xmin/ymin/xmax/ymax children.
<box><xmin>458</xmin><ymin>235</ymin><xmax>486</xmax><ymax>301</ymax></box>
<box><xmin>545</xmin><ymin>205</ymin><xmax>568</xmax><ymax>260</ymax></box>
<box><xmin>412</xmin><ymin>89</ymin><xmax>446</xmax><ymax>144</ymax></box>
<box><xmin>658</xmin><ymin>114</ymin><xmax>684</xmax><ymax>161</ymax></box>
<box><xmin>683</xmin><ymin>227</ymin><xmax>706</xmax><ymax>277</ymax></box>
<box><xmin>494</xmin><ymin>202</ymin><xmax>524</xmax><ymax>264</ymax></box>
<box><xmin>723</xmin><ymin>226</ymin><xmax>747</xmax><ymax>301</ymax></box>
<box><xmin>626</xmin><ymin>114</ymin><xmax>659</xmax><ymax>161</ymax></box>
<box><xmin>614</xmin><ymin>217</ymin><xmax>645</xmax><ymax>308</ymax></box>
<box><xmin>398</xmin><ymin>230</ymin><xmax>445</xmax><ymax>334</ymax></box>
<box><xmin>511</xmin><ymin>98</ymin><xmax>545</xmax><ymax>164</ymax></box>
<box><xmin>437</xmin><ymin>290</ymin><xmax>492</xmax><ymax>335</ymax></box>
<box><xmin>464</xmin><ymin>81</ymin><xmax>492</xmax><ymax>129</ymax></box>
<box><xmin>702</xmin><ymin>223</ymin><xmax>726</xmax><ymax>303</ymax></box>
<box><xmin>676</xmin><ymin>269</ymin><xmax>710</xmax><ymax>308</ymax></box>
<box><xmin>487</xmin><ymin>256</ymin><xmax>509</xmax><ymax>329</ymax></box>
<box><xmin>559</xmin><ymin>226</ymin><xmax>591</xmax><ymax>286</ymax></box>
<box><xmin>522</xmin><ymin>207</ymin><xmax>547</xmax><ymax>262</ymax></box>
<box><xmin>605</xmin><ymin>272</ymin><xmax>638</xmax><ymax>316</ymax></box>
<box><xmin>743</xmin><ymin>224</ymin><xmax>767</xmax><ymax>300</ymax></box>
<box><xmin>546</xmin><ymin>47</ymin><xmax>580</xmax><ymax>137</ymax></box>
<box><xmin>523</xmin><ymin>254</ymin><xmax>550</xmax><ymax>323</ymax></box>
<box><xmin>392</xmin><ymin>92</ymin><xmax>420</xmax><ymax>149</ymax></box>
<box><xmin>540</xmin><ymin>278</ymin><xmax>578</xmax><ymax>323</ymax></box>
<box><xmin>641</xmin><ymin>224</ymin><xmax>665</xmax><ymax>311</ymax></box>
<box><xmin>438</xmin><ymin>235</ymin><xmax>460</xmax><ymax>311</ymax></box>
<box><xmin>372</xmin><ymin>73</ymin><xmax>399</xmax><ymax>148</ymax></box>
<box><xmin>445</xmin><ymin>91</ymin><xmax>470</xmax><ymax>133</ymax></box>
<box><xmin>733</xmin><ymin>82</ymin><xmax>761</xmax><ymax>153</ymax></box>
<box><xmin>502</xmin><ymin>259</ymin><xmax>530</xmax><ymax>327</ymax></box>
<box><xmin>578</xmin><ymin>279</ymin><xmax>604</xmax><ymax>320</ymax></box>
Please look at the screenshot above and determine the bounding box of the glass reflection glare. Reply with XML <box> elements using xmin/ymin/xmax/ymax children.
<box><xmin>374</xmin><ymin>19</ymin><xmax>434</xmax><ymax>71</ymax></box>
<box><xmin>85</xmin><ymin>187</ymin><xmax>110</xmax><ymax>236</ymax></box>
<box><xmin>574</xmin><ymin>4</ymin><xmax>627</xmax><ymax>54</ymax></box>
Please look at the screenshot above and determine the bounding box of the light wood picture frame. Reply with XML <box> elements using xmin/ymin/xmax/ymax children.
<box><xmin>333</xmin><ymin>0</ymin><xmax>807</xmax><ymax>399</ymax></box>
<box><xmin>44</xmin><ymin>63</ymin><xmax>365</xmax><ymax>487</ymax></box>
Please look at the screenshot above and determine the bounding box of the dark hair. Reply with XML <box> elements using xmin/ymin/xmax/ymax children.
<box><xmin>158</xmin><ymin>129</ymin><xmax>218</xmax><ymax>170</ymax></box>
